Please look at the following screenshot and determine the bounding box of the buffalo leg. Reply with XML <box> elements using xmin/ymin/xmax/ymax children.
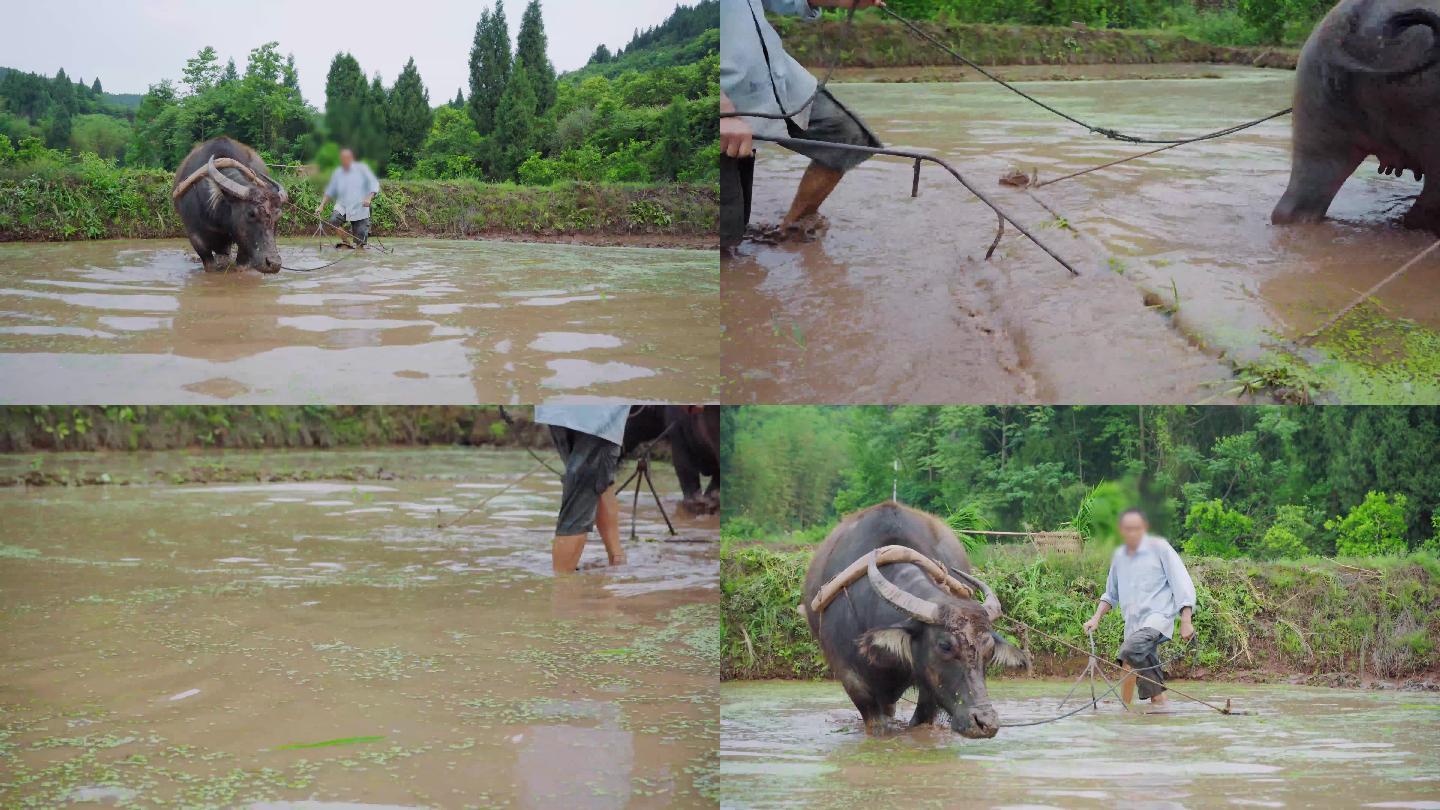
<box><xmin>188</xmin><ymin>234</ymin><xmax>220</xmax><ymax>273</ymax></box>
<box><xmin>1272</xmin><ymin>142</ymin><xmax>1365</xmax><ymax>225</ymax></box>
<box><xmin>909</xmin><ymin>694</ymin><xmax>939</xmax><ymax>727</ymax></box>
<box><xmin>842</xmin><ymin>680</ymin><xmax>891</xmax><ymax>735</ymax></box>
<box><xmin>1403</xmin><ymin>174</ymin><xmax>1440</xmax><ymax>233</ymax></box>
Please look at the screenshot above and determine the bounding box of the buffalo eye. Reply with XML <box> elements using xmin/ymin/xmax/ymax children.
<box><xmin>936</xmin><ymin>635</ymin><xmax>956</xmax><ymax>655</ymax></box>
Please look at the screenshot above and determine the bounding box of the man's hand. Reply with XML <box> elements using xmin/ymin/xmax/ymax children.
<box><xmin>1082</xmin><ymin>616</ymin><xmax>1100</xmax><ymax>635</ymax></box>
<box><xmin>1179</xmin><ymin>609</ymin><xmax>1195</xmax><ymax>642</ymax></box>
<box><xmin>362</xmin><ymin>194</ymin><xmax>374</xmax><ymax>207</ymax></box>
<box><xmin>721</xmin><ymin>116</ymin><xmax>753</xmax><ymax>159</ymax></box>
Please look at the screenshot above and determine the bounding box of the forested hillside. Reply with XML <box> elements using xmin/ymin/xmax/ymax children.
<box><xmin>722</xmin><ymin>406</ymin><xmax>1440</xmax><ymax>558</ymax></box>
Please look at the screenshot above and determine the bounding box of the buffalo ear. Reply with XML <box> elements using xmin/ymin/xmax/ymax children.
<box><xmin>857</xmin><ymin>624</ymin><xmax>917</xmax><ymax>668</ymax></box>
<box><xmin>989</xmin><ymin>631</ymin><xmax>1029</xmax><ymax>669</ymax></box>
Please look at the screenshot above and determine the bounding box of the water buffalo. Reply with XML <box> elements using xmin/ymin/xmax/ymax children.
<box><xmin>802</xmin><ymin>502</ymin><xmax>1025</xmax><ymax>737</ymax></box>
<box><xmin>1272</xmin><ymin>0</ymin><xmax>1440</xmax><ymax>231</ymax></box>
<box><xmin>172</xmin><ymin>137</ymin><xmax>287</xmax><ymax>273</ymax></box>
<box><xmin>623</xmin><ymin>405</ymin><xmax>720</xmax><ymax>514</ymax></box>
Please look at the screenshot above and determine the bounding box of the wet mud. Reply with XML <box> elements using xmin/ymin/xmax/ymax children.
<box><xmin>0</xmin><ymin>449</ymin><xmax>719</xmax><ymax>808</ymax></box>
<box><xmin>723</xmin><ymin>68</ymin><xmax>1440</xmax><ymax>404</ymax></box>
<box><xmin>721</xmin><ymin>679</ymin><xmax>1440</xmax><ymax>808</ymax></box>
<box><xmin>0</xmin><ymin>239</ymin><xmax>720</xmax><ymax>404</ymax></box>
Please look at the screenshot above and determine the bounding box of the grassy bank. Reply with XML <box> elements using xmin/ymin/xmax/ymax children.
<box><xmin>0</xmin><ymin>406</ymin><xmax>554</xmax><ymax>454</ymax></box>
<box><xmin>775</xmin><ymin>16</ymin><xmax>1298</xmax><ymax>71</ymax></box>
<box><xmin>0</xmin><ymin>160</ymin><xmax>717</xmax><ymax>247</ymax></box>
<box><xmin>722</xmin><ymin>543</ymin><xmax>1440</xmax><ymax>686</ymax></box>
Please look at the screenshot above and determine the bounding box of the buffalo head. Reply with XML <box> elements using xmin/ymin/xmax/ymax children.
<box><xmin>205</xmin><ymin>156</ymin><xmax>287</xmax><ymax>273</ymax></box>
<box><xmin>858</xmin><ymin>559</ymin><xmax>1026</xmax><ymax>738</ymax></box>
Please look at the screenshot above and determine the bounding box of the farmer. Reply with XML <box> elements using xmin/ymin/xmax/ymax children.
<box><xmin>720</xmin><ymin>0</ymin><xmax>886</xmax><ymax>250</ymax></box>
<box><xmin>533</xmin><ymin>404</ymin><xmax>630</xmax><ymax>574</ymax></box>
<box><xmin>314</xmin><ymin>148</ymin><xmax>380</xmax><ymax>248</ymax></box>
<box><xmin>1082</xmin><ymin>508</ymin><xmax>1197</xmax><ymax>707</ymax></box>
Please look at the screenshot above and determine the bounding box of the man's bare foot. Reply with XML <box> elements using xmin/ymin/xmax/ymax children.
<box><xmin>607</xmin><ymin>552</ymin><xmax>627</xmax><ymax>567</ymax></box>
<box><xmin>745</xmin><ymin>214</ymin><xmax>829</xmax><ymax>245</ymax></box>
<box><xmin>1149</xmin><ymin>693</ymin><xmax>1168</xmax><ymax>709</ymax></box>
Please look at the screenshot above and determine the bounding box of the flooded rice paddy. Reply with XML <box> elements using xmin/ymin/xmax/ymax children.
<box><xmin>0</xmin><ymin>449</ymin><xmax>719</xmax><ymax>807</ymax></box>
<box><xmin>723</xmin><ymin>65</ymin><xmax>1440</xmax><ymax>404</ymax></box>
<box><xmin>721</xmin><ymin>679</ymin><xmax>1440</xmax><ymax>808</ymax></box>
<box><xmin>0</xmin><ymin>239</ymin><xmax>719</xmax><ymax>404</ymax></box>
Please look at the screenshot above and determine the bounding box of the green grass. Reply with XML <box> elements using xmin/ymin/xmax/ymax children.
<box><xmin>0</xmin><ymin>158</ymin><xmax>717</xmax><ymax>242</ymax></box>
<box><xmin>773</xmin><ymin>15</ymin><xmax>1301</xmax><ymax>71</ymax></box>
<box><xmin>722</xmin><ymin>542</ymin><xmax>1440</xmax><ymax>681</ymax></box>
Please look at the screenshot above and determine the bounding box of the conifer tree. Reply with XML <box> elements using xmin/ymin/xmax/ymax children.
<box><xmin>466</xmin><ymin>2</ymin><xmax>511</xmax><ymax>135</ymax></box>
<box><xmin>516</xmin><ymin>1</ymin><xmax>556</xmax><ymax>115</ymax></box>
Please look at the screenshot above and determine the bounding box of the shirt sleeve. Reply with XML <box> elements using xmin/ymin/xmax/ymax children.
<box><xmin>324</xmin><ymin>171</ymin><xmax>338</xmax><ymax>198</ymax></box>
<box><xmin>364</xmin><ymin>165</ymin><xmax>380</xmax><ymax>195</ymax></box>
<box><xmin>1161</xmin><ymin>541</ymin><xmax>1197</xmax><ymax>610</ymax></box>
<box><xmin>762</xmin><ymin>0</ymin><xmax>821</xmax><ymax>19</ymax></box>
<box><xmin>1099</xmin><ymin>556</ymin><xmax>1120</xmax><ymax>608</ymax></box>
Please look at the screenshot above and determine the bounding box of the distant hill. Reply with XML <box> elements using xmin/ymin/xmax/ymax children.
<box><xmin>565</xmin><ymin>0</ymin><xmax>718</xmax><ymax>82</ymax></box>
<box><xmin>0</xmin><ymin>66</ymin><xmax>140</xmax><ymax>114</ymax></box>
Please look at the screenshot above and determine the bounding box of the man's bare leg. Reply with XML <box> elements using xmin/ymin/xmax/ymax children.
<box><xmin>552</xmin><ymin>534</ymin><xmax>587</xmax><ymax>574</ymax></box>
<box><xmin>781</xmin><ymin>162</ymin><xmax>844</xmax><ymax>227</ymax></box>
<box><xmin>1149</xmin><ymin>691</ymin><xmax>1168</xmax><ymax>708</ymax></box>
<box><xmin>596</xmin><ymin>489</ymin><xmax>625</xmax><ymax>566</ymax></box>
<box><xmin>1119</xmin><ymin>662</ymin><xmax>1136</xmax><ymax>706</ymax></box>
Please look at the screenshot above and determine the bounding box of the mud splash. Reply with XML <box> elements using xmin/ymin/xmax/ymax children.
<box><xmin>723</xmin><ymin>67</ymin><xmax>1439</xmax><ymax>404</ymax></box>
<box><xmin>0</xmin><ymin>449</ymin><xmax>718</xmax><ymax>807</ymax></box>
<box><xmin>720</xmin><ymin>679</ymin><xmax>1440</xmax><ymax>808</ymax></box>
<box><xmin>0</xmin><ymin>239</ymin><xmax>719</xmax><ymax>404</ymax></box>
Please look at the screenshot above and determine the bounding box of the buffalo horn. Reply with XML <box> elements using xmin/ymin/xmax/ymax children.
<box><xmin>951</xmin><ymin>568</ymin><xmax>1002</xmax><ymax>621</ymax></box>
<box><xmin>206</xmin><ymin>156</ymin><xmax>253</xmax><ymax>200</ymax></box>
<box><xmin>867</xmin><ymin>556</ymin><xmax>940</xmax><ymax>624</ymax></box>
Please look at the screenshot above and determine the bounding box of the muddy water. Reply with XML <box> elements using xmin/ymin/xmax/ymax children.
<box><xmin>724</xmin><ymin>66</ymin><xmax>1440</xmax><ymax>403</ymax></box>
<box><xmin>0</xmin><ymin>449</ymin><xmax>719</xmax><ymax>807</ymax></box>
<box><xmin>721</xmin><ymin>679</ymin><xmax>1440</xmax><ymax>808</ymax></box>
<box><xmin>0</xmin><ymin>239</ymin><xmax>719</xmax><ymax>404</ymax></box>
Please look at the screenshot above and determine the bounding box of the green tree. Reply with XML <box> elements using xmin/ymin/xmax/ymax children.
<box><xmin>450</xmin><ymin>88</ymin><xmax>465</xmax><ymax>109</ymax></box>
<box><xmin>44</xmin><ymin>109</ymin><xmax>71</xmax><ymax>150</ymax></box>
<box><xmin>467</xmin><ymin>2</ymin><xmax>512</xmax><ymax>136</ymax></box>
<box><xmin>1327</xmin><ymin>491</ymin><xmax>1409</xmax><ymax>557</ymax></box>
<box><xmin>324</xmin><ymin>52</ymin><xmax>368</xmax><ymax>148</ymax></box>
<box><xmin>90</xmin><ymin>77</ymin><xmax>102</xmax><ymax>94</ymax></box>
<box><xmin>489</xmin><ymin>64</ymin><xmax>538</xmax><ymax>179</ymax></box>
<box><xmin>516</xmin><ymin>0</ymin><xmax>557</xmax><ymax>115</ymax></box>
<box><xmin>1178</xmin><ymin>500</ymin><xmax>1250</xmax><ymax>558</ymax></box>
<box><xmin>386</xmin><ymin>57</ymin><xmax>432</xmax><ymax>169</ymax></box>
<box><xmin>69</xmin><ymin>113</ymin><xmax>130</xmax><ymax>159</ymax></box>
<box><xmin>221</xmin><ymin>58</ymin><xmax>239</xmax><ymax>84</ymax></box>
<box><xmin>410</xmin><ymin>105</ymin><xmax>483</xmax><ymax>179</ymax></box>
<box><xmin>359</xmin><ymin>73</ymin><xmax>391</xmax><ymax>171</ymax></box>
<box><xmin>653</xmin><ymin>94</ymin><xmax>688</xmax><ymax>181</ymax></box>
<box><xmin>182</xmin><ymin>46</ymin><xmax>222</xmax><ymax>94</ymax></box>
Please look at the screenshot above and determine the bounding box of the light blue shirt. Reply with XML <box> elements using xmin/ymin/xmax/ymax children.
<box><xmin>533</xmin><ymin>405</ymin><xmax>630</xmax><ymax>447</ymax></box>
<box><xmin>1100</xmin><ymin>534</ymin><xmax>1197</xmax><ymax>640</ymax></box>
<box><xmin>721</xmin><ymin>0</ymin><xmax>821</xmax><ymax>141</ymax></box>
<box><xmin>323</xmin><ymin>162</ymin><xmax>381</xmax><ymax>221</ymax></box>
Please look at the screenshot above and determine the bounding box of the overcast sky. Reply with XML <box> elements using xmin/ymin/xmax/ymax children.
<box><xmin>2</xmin><ymin>0</ymin><xmax>684</xmax><ymax>105</ymax></box>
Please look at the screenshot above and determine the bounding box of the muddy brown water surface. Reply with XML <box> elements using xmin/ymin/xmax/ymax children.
<box><xmin>723</xmin><ymin>66</ymin><xmax>1440</xmax><ymax>404</ymax></box>
<box><xmin>721</xmin><ymin>679</ymin><xmax>1440</xmax><ymax>808</ymax></box>
<box><xmin>0</xmin><ymin>239</ymin><xmax>720</xmax><ymax>404</ymax></box>
<box><xmin>0</xmin><ymin>449</ymin><xmax>719</xmax><ymax>808</ymax></box>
